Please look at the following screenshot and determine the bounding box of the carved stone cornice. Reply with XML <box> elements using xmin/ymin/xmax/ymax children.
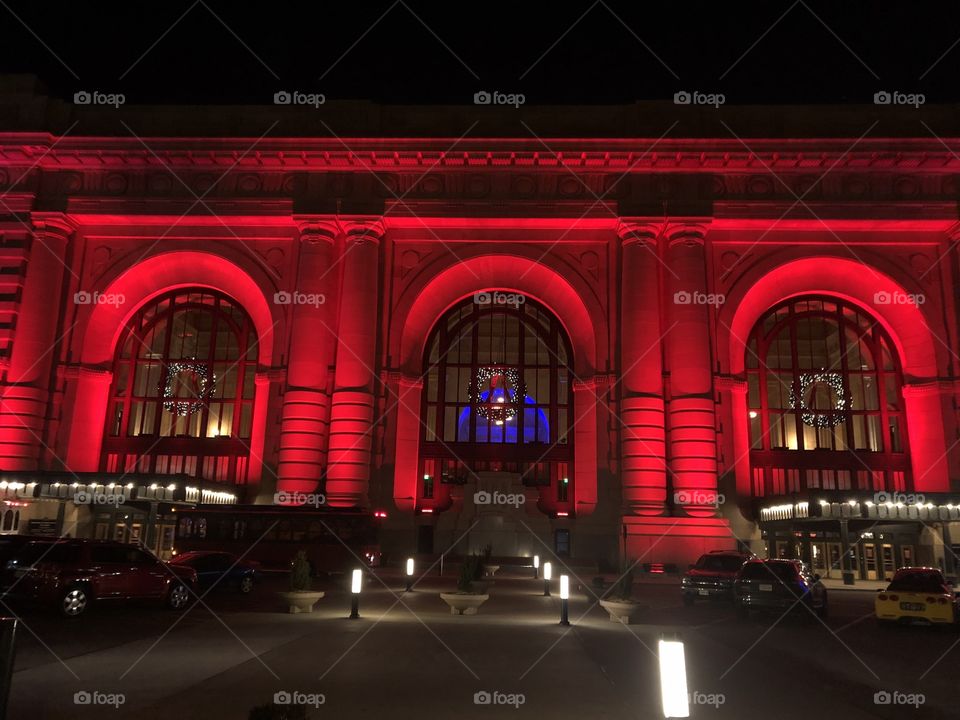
<box><xmin>256</xmin><ymin>368</ymin><xmax>286</xmax><ymax>385</ymax></box>
<box><xmin>56</xmin><ymin>364</ymin><xmax>113</xmax><ymax>383</ymax></box>
<box><xmin>381</xmin><ymin>370</ymin><xmax>423</xmax><ymax>390</ymax></box>
<box><xmin>572</xmin><ymin>374</ymin><xmax>617</xmax><ymax>392</ymax></box>
<box><xmin>714</xmin><ymin>374</ymin><xmax>748</xmax><ymax>394</ymax></box>
<box><xmin>901</xmin><ymin>379</ymin><xmax>960</xmax><ymax>398</ymax></box>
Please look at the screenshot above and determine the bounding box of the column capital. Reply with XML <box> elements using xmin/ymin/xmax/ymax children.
<box><xmin>343</xmin><ymin>218</ymin><xmax>385</xmax><ymax>245</ymax></box>
<box><xmin>665</xmin><ymin>220</ymin><xmax>711</xmax><ymax>248</ymax></box>
<box><xmin>617</xmin><ymin>219</ymin><xmax>663</xmax><ymax>247</ymax></box>
<box><xmin>292</xmin><ymin>216</ymin><xmax>338</xmax><ymax>246</ymax></box>
<box><xmin>30</xmin><ymin>212</ymin><xmax>77</xmax><ymax>243</ymax></box>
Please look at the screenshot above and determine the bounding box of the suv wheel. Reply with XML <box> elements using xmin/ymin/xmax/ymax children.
<box><xmin>60</xmin><ymin>585</ymin><xmax>90</xmax><ymax>617</ymax></box>
<box><xmin>239</xmin><ymin>576</ymin><xmax>254</xmax><ymax>594</ymax></box>
<box><xmin>167</xmin><ymin>582</ymin><xmax>190</xmax><ymax>610</ymax></box>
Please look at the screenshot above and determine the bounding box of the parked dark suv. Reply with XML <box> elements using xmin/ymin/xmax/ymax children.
<box><xmin>734</xmin><ymin>558</ymin><xmax>828</xmax><ymax>619</ymax></box>
<box><xmin>681</xmin><ymin>551</ymin><xmax>750</xmax><ymax>605</ymax></box>
<box><xmin>1</xmin><ymin>539</ymin><xmax>197</xmax><ymax>617</ymax></box>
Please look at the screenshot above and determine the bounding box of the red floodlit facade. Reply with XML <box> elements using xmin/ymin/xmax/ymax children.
<box><xmin>2</xmin><ymin>121</ymin><xmax>960</xmax><ymax>575</ymax></box>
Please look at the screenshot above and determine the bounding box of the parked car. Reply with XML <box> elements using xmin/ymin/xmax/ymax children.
<box><xmin>733</xmin><ymin>558</ymin><xmax>827</xmax><ymax>619</ymax></box>
<box><xmin>170</xmin><ymin>551</ymin><xmax>258</xmax><ymax>594</ymax></box>
<box><xmin>681</xmin><ymin>551</ymin><xmax>750</xmax><ymax>605</ymax></box>
<box><xmin>1</xmin><ymin>539</ymin><xmax>197</xmax><ymax>617</ymax></box>
<box><xmin>875</xmin><ymin>567</ymin><xmax>958</xmax><ymax>627</ymax></box>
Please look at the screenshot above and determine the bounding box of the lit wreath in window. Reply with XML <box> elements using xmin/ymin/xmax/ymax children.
<box><xmin>469</xmin><ymin>366</ymin><xmax>526</xmax><ymax>423</ymax></box>
<box><xmin>789</xmin><ymin>370</ymin><xmax>851</xmax><ymax>428</ymax></box>
<box><xmin>163</xmin><ymin>360</ymin><xmax>215</xmax><ymax>416</ymax></box>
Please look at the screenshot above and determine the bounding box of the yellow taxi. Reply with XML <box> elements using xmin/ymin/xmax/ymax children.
<box><xmin>875</xmin><ymin>567</ymin><xmax>958</xmax><ymax>626</ymax></box>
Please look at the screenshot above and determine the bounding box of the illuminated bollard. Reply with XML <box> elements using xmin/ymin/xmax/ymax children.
<box><xmin>405</xmin><ymin>558</ymin><xmax>414</xmax><ymax>592</ymax></box>
<box><xmin>533</xmin><ymin>554</ymin><xmax>540</xmax><ymax>579</ymax></box>
<box><xmin>658</xmin><ymin>635</ymin><xmax>690</xmax><ymax>718</ymax></box>
<box><xmin>559</xmin><ymin>574</ymin><xmax>570</xmax><ymax>626</ymax></box>
<box><xmin>543</xmin><ymin>562</ymin><xmax>552</xmax><ymax>597</ymax></box>
<box><xmin>349</xmin><ymin>568</ymin><xmax>362</xmax><ymax>619</ymax></box>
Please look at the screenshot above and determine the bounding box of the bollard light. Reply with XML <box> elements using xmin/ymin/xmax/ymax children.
<box><xmin>533</xmin><ymin>554</ymin><xmax>540</xmax><ymax>579</ymax></box>
<box><xmin>349</xmin><ymin>568</ymin><xmax>362</xmax><ymax>619</ymax></box>
<box><xmin>405</xmin><ymin>558</ymin><xmax>414</xmax><ymax>592</ymax></box>
<box><xmin>559</xmin><ymin>574</ymin><xmax>570</xmax><ymax>625</ymax></box>
<box><xmin>543</xmin><ymin>561</ymin><xmax>552</xmax><ymax>596</ymax></box>
<box><xmin>658</xmin><ymin>637</ymin><xmax>690</xmax><ymax>718</ymax></box>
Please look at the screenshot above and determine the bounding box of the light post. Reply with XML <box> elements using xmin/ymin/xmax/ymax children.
<box><xmin>405</xmin><ymin>557</ymin><xmax>414</xmax><ymax>592</ymax></box>
<box><xmin>543</xmin><ymin>561</ymin><xmax>552</xmax><ymax>596</ymax></box>
<box><xmin>559</xmin><ymin>574</ymin><xmax>570</xmax><ymax>626</ymax></box>
<box><xmin>533</xmin><ymin>554</ymin><xmax>540</xmax><ymax>579</ymax></box>
<box><xmin>349</xmin><ymin>568</ymin><xmax>362</xmax><ymax>619</ymax></box>
<box><xmin>658</xmin><ymin>634</ymin><xmax>689</xmax><ymax>718</ymax></box>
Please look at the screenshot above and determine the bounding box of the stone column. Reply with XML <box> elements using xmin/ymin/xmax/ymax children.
<box><xmin>276</xmin><ymin>222</ymin><xmax>337</xmax><ymax>497</ymax></box>
<box><xmin>572</xmin><ymin>378</ymin><xmax>600</xmax><ymax>517</ymax></box>
<box><xmin>392</xmin><ymin>373</ymin><xmax>423</xmax><ymax>513</ymax></box>
<box><xmin>325</xmin><ymin>222</ymin><xmax>383</xmax><ymax>507</ymax></box>
<box><xmin>664</xmin><ymin>223</ymin><xmax>718</xmax><ymax>517</ymax></box>
<box><xmin>901</xmin><ymin>382</ymin><xmax>950</xmax><ymax>493</ymax></box>
<box><xmin>618</xmin><ymin>221</ymin><xmax>667</xmax><ymax>516</ymax></box>
<box><xmin>0</xmin><ymin>214</ymin><xmax>73</xmax><ymax>470</ymax></box>
<box><xmin>64</xmin><ymin>367</ymin><xmax>113</xmax><ymax>471</ymax></box>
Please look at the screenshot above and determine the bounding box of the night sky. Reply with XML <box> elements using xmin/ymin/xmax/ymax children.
<box><xmin>0</xmin><ymin>1</ymin><xmax>958</xmax><ymax>106</ymax></box>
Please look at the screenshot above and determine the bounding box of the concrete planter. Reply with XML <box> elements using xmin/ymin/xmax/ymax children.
<box><xmin>599</xmin><ymin>599</ymin><xmax>646</xmax><ymax>624</ymax></box>
<box><xmin>440</xmin><ymin>592</ymin><xmax>490</xmax><ymax>615</ymax></box>
<box><xmin>279</xmin><ymin>591</ymin><xmax>325</xmax><ymax>614</ymax></box>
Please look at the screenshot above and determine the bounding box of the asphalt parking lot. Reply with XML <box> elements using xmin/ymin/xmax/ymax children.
<box><xmin>5</xmin><ymin>568</ymin><xmax>957</xmax><ymax>719</ymax></box>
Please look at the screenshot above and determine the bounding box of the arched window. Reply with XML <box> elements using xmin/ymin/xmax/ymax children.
<box><xmin>419</xmin><ymin>295</ymin><xmax>572</xmax><ymax>500</ymax></box>
<box><xmin>103</xmin><ymin>289</ymin><xmax>258</xmax><ymax>484</ymax></box>
<box><xmin>746</xmin><ymin>297</ymin><xmax>908</xmax><ymax>495</ymax></box>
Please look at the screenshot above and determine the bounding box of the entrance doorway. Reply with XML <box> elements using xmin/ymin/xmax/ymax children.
<box><xmin>417</xmin><ymin>525</ymin><xmax>434</xmax><ymax>554</ymax></box>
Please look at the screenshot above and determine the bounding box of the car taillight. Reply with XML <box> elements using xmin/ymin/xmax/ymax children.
<box><xmin>889</xmin><ymin>594</ymin><xmax>899</xmax><ymax>602</ymax></box>
<box><xmin>878</xmin><ymin>594</ymin><xmax>887</xmax><ymax>601</ymax></box>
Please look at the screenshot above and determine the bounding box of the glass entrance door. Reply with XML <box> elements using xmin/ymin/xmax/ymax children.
<box><xmin>863</xmin><ymin>543</ymin><xmax>878</xmax><ymax>580</ymax></box>
<box><xmin>811</xmin><ymin>542</ymin><xmax>827</xmax><ymax>575</ymax></box>
<box><xmin>880</xmin><ymin>543</ymin><xmax>895</xmax><ymax>581</ymax></box>
<box><xmin>826</xmin><ymin>542</ymin><xmax>843</xmax><ymax>578</ymax></box>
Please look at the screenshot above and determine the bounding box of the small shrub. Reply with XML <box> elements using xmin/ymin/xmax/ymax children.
<box><xmin>457</xmin><ymin>554</ymin><xmax>484</xmax><ymax>592</ymax></box>
<box><xmin>289</xmin><ymin>550</ymin><xmax>312</xmax><ymax>592</ymax></box>
<box><xmin>612</xmin><ymin>569</ymin><xmax>634</xmax><ymax>601</ymax></box>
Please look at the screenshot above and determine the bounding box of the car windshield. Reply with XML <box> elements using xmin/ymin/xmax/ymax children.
<box><xmin>739</xmin><ymin>562</ymin><xmax>797</xmax><ymax>582</ymax></box>
<box><xmin>697</xmin><ymin>555</ymin><xmax>745</xmax><ymax>572</ymax></box>
<box><xmin>887</xmin><ymin>571</ymin><xmax>945</xmax><ymax>593</ymax></box>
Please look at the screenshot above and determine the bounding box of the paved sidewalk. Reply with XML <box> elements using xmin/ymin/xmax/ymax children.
<box><xmin>820</xmin><ymin>577</ymin><xmax>887</xmax><ymax>592</ymax></box>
